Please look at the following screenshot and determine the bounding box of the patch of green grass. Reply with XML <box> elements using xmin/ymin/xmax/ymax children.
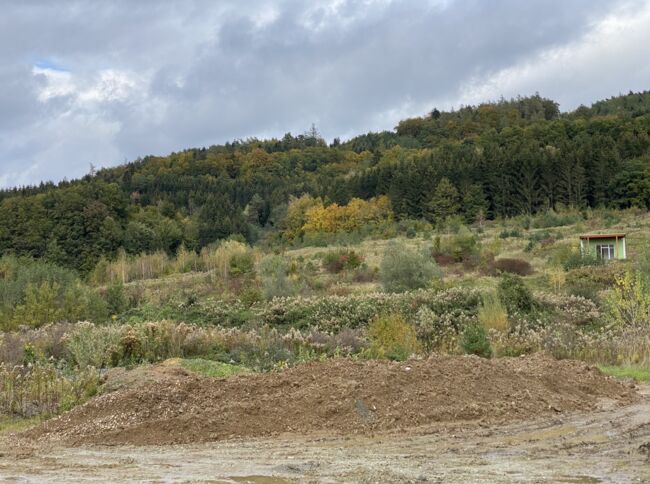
<box><xmin>180</xmin><ymin>358</ymin><xmax>251</xmax><ymax>378</ymax></box>
<box><xmin>0</xmin><ymin>415</ymin><xmax>43</xmax><ymax>434</ymax></box>
<box><xmin>598</xmin><ymin>364</ymin><xmax>650</xmax><ymax>382</ymax></box>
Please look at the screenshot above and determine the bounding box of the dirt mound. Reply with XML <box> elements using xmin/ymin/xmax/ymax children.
<box><xmin>23</xmin><ymin>355</ymin><xmax>637</xmax><ymax>446</ymax></box>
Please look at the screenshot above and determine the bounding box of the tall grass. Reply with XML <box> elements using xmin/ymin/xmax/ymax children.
<box><xmin>478</xmin><ymin>292</ymin><xmax>508</xmax><ymax>332</ymax></box>
<box><xmin>91</xmin><ymin>241</ymin><xmax>256</xmax><ymax>286</ymax></box>
<box><xmin>0</xmin><ymin>363</ymin><xmax>99</xmax><ymax>417</ymax></box>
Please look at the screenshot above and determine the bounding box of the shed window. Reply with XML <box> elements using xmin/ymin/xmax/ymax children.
<box><xmin>596</xmin><ymin>244</ymin><xmax>615</xmax><ymax>260</ymax></box>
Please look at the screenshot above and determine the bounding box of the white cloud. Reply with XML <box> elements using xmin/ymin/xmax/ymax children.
<box><xmin>454</xmin><ymin>1</ymin><xmax>650</xmax><ymax>110</ymax></box>
<box><xmin>32</xmin><ymin>67</ymin><xmax>75</xmax><ymax>101</ymax></box>
<box><xmin>0</xmin><ymin>0</ymin><xmax>647</xmax><ymax>188</ymax></box>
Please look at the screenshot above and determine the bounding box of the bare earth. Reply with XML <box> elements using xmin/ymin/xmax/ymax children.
<box><xmin>1</xmin><ymin>356</ymin><xmax>649</xmax><ymax>482</ymax></box>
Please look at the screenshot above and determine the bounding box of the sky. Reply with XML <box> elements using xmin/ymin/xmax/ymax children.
<box><xmin>1</xmin><ymin>0</ymin><xmax>650</xmax><ymax>189</ymax></box>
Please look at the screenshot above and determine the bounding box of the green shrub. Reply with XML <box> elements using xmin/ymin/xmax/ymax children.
<box><xmin>566</xmin><ymin>263</ymin><xmax>625</xmax><ymax>288</ymax></box>
<box><xmin>106</xmin><ymin>281</ymin><xmax>128</xmax><ymax>316</ymax></box>
<box><xmin>525</xmin><ymin>230</ymin><xmax>553</xmax><ymax>251</ymax></box>
<box><xmin>0</xmin><ymin>255</ymin><xmax>108</xmax><ymax>330</ymax></box>
<box><xmin>562</xmin><ymin>251</ymin><xmax>603</xmax><ymax>271</ymax></box>
<box><xmin>530</xmin><ymin>210</ymin><xmax>583</xmax><ymax>229</ymax></box>
<box><xmin>379</xmin><ymin>242</ymin><xmax>441</xmax><ymax>293</ymax></box>
<box><xmin>365</xmin><ymin>313</ymin><xmax>420</xmax><ymax>361</ymax></box>
<box><xmin>229</xmin><ymin>251</ymin><xmax>256</xmax><ymax>276</ymax></box>
<box><xmin>607</xmin><ymin>271</ymin><xmax>650</xmax><ymax>327</ymax></box>
<box><xmin>460</xmin><ymin>323</ymin><xmax>492</xmax><ymax>358</ymax></box>
<box><xmin>434</xmin><ymin>227</ymin><xmax>479</xmax><ymax>263</ymax></box>
<box><xmin>499</xmin><ymin>229</ymin><xmax>522</xmax><ymax>239</ymax></box>
<box><xmin>497</xmin><ymin>275</ymin><xmax>535</xmax><ymax>315</ymax></box>
<box><xmin>564</xmin><ymin>281</ymin><xmax>600</xmax><ymax>302</ymax></box>
<box><xmin>239</xmin><ymin>286</ymin><xmax>264</xmax><ymax>306</ymax></box>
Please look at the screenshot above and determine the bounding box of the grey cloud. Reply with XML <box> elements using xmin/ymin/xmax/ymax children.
<box><xmin>0</xmin><ymin>0</ymin><xmax>647</xmax><ymax>187</ymax></box>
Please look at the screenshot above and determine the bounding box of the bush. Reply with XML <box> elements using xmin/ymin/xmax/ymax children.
<box><xmin>365</xmin><ymin>313</ymin><xmax>420</xmax><ymax>361</ymax></box>
<box><xmin>530</xmin><ymin>210</ymin><xmax>582</xmax><ymax>229</ymax></box>
<box><xmin>460</xmin><ymin>323</ymin><xmax>492</xmax><ymax>358</ymax></box>
<box><xmin>441</xmin><ymin>228</ymin><xmax>479</xmax><ymax>263</ymax></box>
<box><xmin>414</xmin><ymin>306</ymin><xmax>475</xmax><ymax>353</ymax></box>
<box><xmin>380</xmin><ymin>242</ymin><xmax>441</xmax><ymax>293</ymax></box>
<box><xmin>607</xmin><ymin>271</ymin><xmax>650</xmax><ymax>327</ymax></box>
<box><xmin>562</xmin><ymin>251</ymin><xmax>603</xmax><ymax>271</ymax></box>
<box><xmin>0</xmin><ymin>255</ymin><xmax>108</xmax><ymax>330</ymax></box>
<box><xmin>498</xmin><ymin>275</ymin><xmax>535</xmax><ymax>315</ymax></box>
<box><xmin>492</xmin><ymin>258</ymin><xmax>533</xmax><ymax>276</ymax></box>
<box><xmin>106</xmin><ymin>281</ymin><xmax>128</xmax><ymax>316</ymax></box>
<box><xmin>322</xmin><ymin>249</ymin><xmax>364</xmax><ymax>274</ymax></box>
<box><xmin>351</xmin><ymin>264</ymin><xmax>376</xmax><ymax>283</ymax></box>
<box><xmin>564</xmin><ymin>263</ymin><xmax>625</xmax><ymax>301</ymax></box>
<box><xmin>535</xmin><ymin>292</ymin><xmax>600</xmax><ymax>326</ymax></box>
<box><xmin>258</xmin><ymin>255</ymin><xmax>297</xmax><ymax>300</ymax></box>
<box><xmin>499</xmin><ymin>229</ymin><xmax>522</xmax><ymax>239</ymax></box>
<box><xmin>525</xmin><ymin>230</ymin><xmax>553</xmax><ymax>251</ymax></box>
<box><xmin>66</xmin><ymin>322</ymin><xmax>122</xmax><ymax>368</ymax></box>
<box><xmin>261</xmin><ymin>287</ymin><xmax>481</xmax><ymax>332</ymax></box>
<box><xmin>229</xmin><ymin>252</ymin><xmax>256</xmax><ymax>276</ymax></box>
<box><xmin>396</xmin><ymin>219</ymin><xmax>433</xmax><ymax>238</ymax></box>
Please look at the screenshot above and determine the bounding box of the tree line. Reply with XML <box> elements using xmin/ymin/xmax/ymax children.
<box><xmin>1</xmin><ymin>91</ymin><xmax>650</xmax><ymax>272</ymax></box>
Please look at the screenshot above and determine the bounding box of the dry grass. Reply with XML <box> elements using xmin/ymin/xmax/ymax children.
<box><xmin>478</xmin><ymin>292</ymin><xmax>509</xmax><ymax>332</ymax></box>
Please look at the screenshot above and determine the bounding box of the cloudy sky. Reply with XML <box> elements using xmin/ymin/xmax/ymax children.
<box><xmin>1</xmin><ymin>0</ymin><xmax>650</xmax><ymax>188</ymax></box>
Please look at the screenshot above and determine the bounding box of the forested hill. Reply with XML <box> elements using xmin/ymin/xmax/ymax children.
<box><xmin>2</xmin><ymin>91</ymin><xmax>650</xmax><ymax>272</ymax></box>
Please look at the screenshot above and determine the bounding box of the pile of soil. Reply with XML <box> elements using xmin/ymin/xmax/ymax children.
<box><xmin>23</xmin><ymin>355</ymin><xmax>637</xmax><ymax>446</ymax></box>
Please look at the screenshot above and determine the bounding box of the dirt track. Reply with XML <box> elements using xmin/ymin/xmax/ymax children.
<box><xmin>2</xmin><ymin>356</ymin><xmax>649</xmax><ymax>482</ymax></box>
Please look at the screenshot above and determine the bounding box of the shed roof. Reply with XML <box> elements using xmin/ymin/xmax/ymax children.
<box><xmin>579</xmin><ymin>233</ymin><xmax>626</xmax><ymax>240</ymax></box>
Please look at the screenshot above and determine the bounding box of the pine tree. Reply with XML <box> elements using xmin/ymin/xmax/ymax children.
<box><xmin>427</xmin><ymin>177</ymin><xmax>460</xmax><ymax>224</ymax></box>
<box><xmin>462</xmin><ymin>184</ymin><xmax>487</xmax><ymax>224</ymax></box>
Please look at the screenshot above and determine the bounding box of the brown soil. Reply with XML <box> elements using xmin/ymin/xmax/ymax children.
<box><xmin>21</xmin><ymin>354</ymin><xmax>637</xmax><ymax>447</ymax></box>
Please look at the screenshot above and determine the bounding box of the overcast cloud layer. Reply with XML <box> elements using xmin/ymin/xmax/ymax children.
<box><xmin>1</xmin><ymin>0</ymin><xmax>650</xmax><ymax>188</ymax></box>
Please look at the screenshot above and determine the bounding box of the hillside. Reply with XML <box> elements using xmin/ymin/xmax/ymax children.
<box><xmin>0</xmin><ymin>91</ymin><xmax>649</xmax><ymax>272</ymax></box>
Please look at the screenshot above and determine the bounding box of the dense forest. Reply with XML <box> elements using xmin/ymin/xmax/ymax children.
<box><xmin>1</xmin><ymin>90</ymin><xmax>650</xmax><ymax>272</ymax></box>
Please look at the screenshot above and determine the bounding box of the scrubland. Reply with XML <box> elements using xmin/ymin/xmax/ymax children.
<box><xmin>1</xmin><ymin>207</ymin><xmax>649</xmax><ymax>426</ymax></box>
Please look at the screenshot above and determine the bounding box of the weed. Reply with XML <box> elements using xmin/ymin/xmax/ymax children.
<box><xmin>460</xmin><ymin>323</ymin><xmax>492</xmax><ymax>358</ymax></box>
<box><xmin>365</xmin><ymin>313</ymin><xmax>420</xmax><ymax>361</ymax></box>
